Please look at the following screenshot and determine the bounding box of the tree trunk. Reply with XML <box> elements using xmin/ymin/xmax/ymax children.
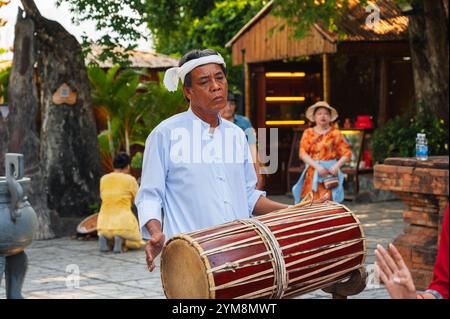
<box><xmin>408</xmin><ymin>0</ymin><xmax>449</xmax><ymax>128</ymax></box>
<box><xmin>20</xmin><ymin>0</ymin><xmax>102</xmax><ymax>218</ymax></box>
<box><xmin>125</xmin><ymin>125</ymin><xmax>130</xmax><ymax>155</ymax></box>
<box><xmin>0</xmin><ymin>118</ymin><xmax>8</xmax><ymax>175</ymax></box>
<box><xmin>107</xmin><ymin>114</ymin><xmax>115</xmax><ymax>157</ymax></box>
<box><xmin>7</xmin><ymin>9</ymin><xmax>55</xmax><ymax>239</ymax></box>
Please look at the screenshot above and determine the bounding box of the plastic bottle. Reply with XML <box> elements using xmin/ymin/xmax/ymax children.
<box><xmin>416</xmin><ymin>133</ymin><xmax>424</xmax><ymax>160</ymax></box>
<box><xmin>416</xmin><ymin>133</ymin><xmax>428</xmax><ymax>161</ymax></box>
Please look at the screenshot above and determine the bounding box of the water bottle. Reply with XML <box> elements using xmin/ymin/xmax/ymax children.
<box><xmin>416</xmin><ymin>133</ymin><xmax>428</xmax><ymax>161</ymax></box>
<box><xmin>421</xmin><ymin>134</ymin><xmax>429</xmax><ymax>161</ymax></box>
<box><xmin>416</xmin><ymin>133</ymin><xmax>425</xmax><ymax>161</ymax></box>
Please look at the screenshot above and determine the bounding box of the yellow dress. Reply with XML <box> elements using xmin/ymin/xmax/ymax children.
<box><xmin>97</xmin><ymin>172</ymin><xmax>145</xmax><ymax>250</ymax></box>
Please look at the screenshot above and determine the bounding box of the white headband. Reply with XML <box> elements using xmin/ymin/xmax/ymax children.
<box><xmin>163</xmin><ymin>54</ymin><xmax>226</xmax><ymax>92</ymax></box>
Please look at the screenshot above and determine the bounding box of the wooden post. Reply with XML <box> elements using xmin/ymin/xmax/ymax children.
<box><xmin>254</xmin><ymin>66</ymin><xmax>266</xmax><ymax>129</ymax></box>
<box><xmin>322</xmin><ymin>54</ymin><xmax>331</xmax><ymax>102</ymax></box>
<box><xmin>240</xmin><ymin>49</ymin><xmax>246</xmax><ymax>116</ymax></box>
<box><xmin>245</xmin><ymin>62</ymin><xmax>251</xmax><ymax>119</ymax></box>
<box><xmin>378</xmin><ymin>58</ymin><xmax>388</xmax><ymax>127</ymax></box>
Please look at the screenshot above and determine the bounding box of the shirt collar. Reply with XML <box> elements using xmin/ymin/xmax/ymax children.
<box><xmin>187</xmin><ymin>107</ymin><xmax>222</xmax><ymax>129</ymax></box>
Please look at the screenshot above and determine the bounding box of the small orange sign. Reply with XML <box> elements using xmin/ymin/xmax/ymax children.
<box><xmin>52</xmin><ymin>83</ymin><xmax>77</xmax><ymax>105</ymax></box>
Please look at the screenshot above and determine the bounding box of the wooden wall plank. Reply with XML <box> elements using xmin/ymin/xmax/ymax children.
<box><xmin>230</xmin><ymin>13</ymin><xmax>337</xmax><ymax>65</ymax></box>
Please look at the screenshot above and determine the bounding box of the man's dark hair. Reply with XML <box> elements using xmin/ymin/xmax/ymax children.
<box><xmin>179</xmin><ymin>49</ymin><xmax>227</xmax><ymax>90</ymax></box>
<box><xmin>227</xmin><ymin>91</ymin><xmax>237</xmax><ymax>103</ymax></box>
<box><xmin>113</xmin><ymin>152</ymin><xmax>130</xmax><ymax>169</ymax></box>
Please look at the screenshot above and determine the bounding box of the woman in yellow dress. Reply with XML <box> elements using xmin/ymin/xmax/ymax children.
<box><xmin>97</xmin><ymin>152</ymin><xmax>145</xmax><ymax>253</ymax></box>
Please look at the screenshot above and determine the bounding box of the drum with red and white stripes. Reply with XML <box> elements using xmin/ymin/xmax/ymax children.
<box><xmin>160</xmin><ymin>200</ymin><xmax>366</xmax><ymax>299</ymax></box>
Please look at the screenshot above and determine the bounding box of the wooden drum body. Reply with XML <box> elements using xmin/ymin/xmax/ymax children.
<box><xmin>161</xmin><ymin>201</ymin><xmax>366</xmax><ymax>299</ymax></box>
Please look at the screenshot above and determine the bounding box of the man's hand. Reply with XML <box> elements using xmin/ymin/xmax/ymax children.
<box><xmin>375</xmin><ymin>244</ymin><xmax>417</xmax><ymax>299</ymax></box>
<box><xmin>145</xmin><ymin>231</ymin><xmax>165</xmax><ymax>272</ymax></box>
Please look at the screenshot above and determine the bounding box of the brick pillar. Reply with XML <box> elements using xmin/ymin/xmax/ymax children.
<box><xmin>393</xmin><ymin>192</ymin><xmax>440</xmax><ymax>290</ymax></box>
<box><xmin>374</xmin><ymin>156</ymin><xmax>449</xmax><ymax>290</ymax></box>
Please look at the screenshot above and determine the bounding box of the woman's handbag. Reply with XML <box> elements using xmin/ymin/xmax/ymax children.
<box><xmin>323</xmin><ymin>174</ymin><xmax>339</xmax><ymax>189</ymax></box>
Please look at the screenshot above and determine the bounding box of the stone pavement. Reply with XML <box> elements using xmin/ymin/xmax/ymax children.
<box><xmin>1</xmin><ymin>198</ymin><xmax>408</xmax><ymax>299</ymax></box>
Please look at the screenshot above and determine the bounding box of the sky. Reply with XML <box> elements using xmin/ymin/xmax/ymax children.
<box><xmin>0</xmin><ymin>0</ymin><xmax>153</xmax><ymax>60</ymax></box>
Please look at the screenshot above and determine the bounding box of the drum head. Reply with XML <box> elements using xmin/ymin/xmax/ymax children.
<box><xmin>161</xmin><ymin>236</ymin><xmax>213</xmax><ymax>299</ymax></box>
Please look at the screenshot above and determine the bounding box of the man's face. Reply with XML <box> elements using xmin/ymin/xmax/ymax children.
<box><xmin>183</xmin><ymin>63</ymin><xmax>228</xmax><ymax>116</ymax></box>
<box><xmin>219</xmin><ymin>100</ymin><xmax>236</xmax><ymax>121</ymax></box>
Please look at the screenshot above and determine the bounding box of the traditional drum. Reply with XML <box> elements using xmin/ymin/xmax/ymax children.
<box><xmin>161</xmin><ymin>199</ymin><xmax>366</xmax><ymax>299</ymax></box>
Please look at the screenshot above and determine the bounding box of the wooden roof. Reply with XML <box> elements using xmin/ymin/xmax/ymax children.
<box><xmin>226</xmin><ymin>0</ymin><xmax>409</xmax><ymax>65</ymax></box>
<box><xmin>85</xmin><ymin>45</ymin><xmax>178</xmax><ymax>69</ymax></box>
<box><xmin>315</xmin><ymin>0</ymin><xmax>409</xmax><ymax>42</ymax></box>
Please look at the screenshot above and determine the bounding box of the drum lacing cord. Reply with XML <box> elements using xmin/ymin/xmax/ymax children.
<box><xmin>239</xmin><ymin>219</ymin><xmax>289</xmax><ymax>299</ymax></box>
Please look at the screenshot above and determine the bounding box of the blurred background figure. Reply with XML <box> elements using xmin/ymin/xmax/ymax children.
<box><xmin>220</xmin><ymin>91</ymin><xmax>264</xmax><ymax>190</ymax></box>
<box><xmin>292</xmin><ymin>101</ymin><xmax>352</xmax><ymax>203</ymax></box>
<box><xmin>97</xmin><ymin>152</ymin><xmax>145</xmax><ymax>253</ymax></box>
<box><xmin>375</xmin><ymin>205</ymin><xmax>448</xmax><ymax>299</ymax></box>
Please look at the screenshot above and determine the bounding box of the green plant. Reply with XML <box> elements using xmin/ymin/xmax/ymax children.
<box><xmin>88</xmin><ymin>64</ymin><xmax>148</xmax><ymax>154</ymax></box>
<box><xmin>131</xmin><ymin>151</ymin><xmax>143</xmax><ymax>170</ymax></box>
<box><xmin>88</xmin><ymin>66</ymin><xmax>187</xmax><ymax>173</ymax></box>
<box><xmin>60</xmin><ymin>0</ymin><xmax>268</xmax><ymax>92</ymax></box>
<box><xmin>131</xmin><ymin>77</ymin><xmax>187</xmax><ymax>145</ymax></box>
<box><xmin>0</xmin><ymin>64</ymin><xmax>10</xmax><ymax>103</ymax></box>
<box><xmin>372</xmin><ymin>104</ymin><xmax>448</xmax><ymax>163</ymax></box>
<box><xmin>88</xmin><ymin>201</ymin><xmax>100</xmax><ymax>214</ymax></box>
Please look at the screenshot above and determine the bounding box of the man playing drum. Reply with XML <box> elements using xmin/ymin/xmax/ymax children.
<box><xmin>136</xmin><ymin>49</ymin><xmax>289</xmax><ymax>272</ymax></box>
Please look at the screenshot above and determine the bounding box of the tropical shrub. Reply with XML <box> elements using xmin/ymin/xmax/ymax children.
<box><xmin>372</xmin><ymin>104</ymin><xmax>448</xmax><ymax>163</ymax></box>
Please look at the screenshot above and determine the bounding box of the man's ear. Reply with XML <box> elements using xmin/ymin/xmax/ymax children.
<box><xmin>183</xmin><ymin>86</ymin><xmax>192</xmax><ymax>101</ymax></box>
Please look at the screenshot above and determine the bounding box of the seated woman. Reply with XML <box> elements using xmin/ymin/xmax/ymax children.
<box><xmin>375</xmin><ymin>205</ymin><xmax>448</xmax><ymax>299</ymax></box>
<box><xmin>292</xmin><ymin>101</ymin><xmax>352</xmax><ymax>203</ymax></box>
<box><xmin>97</xmin><ymin>152</ymin><xmax>145</xmax><ymax>253</ymax></box>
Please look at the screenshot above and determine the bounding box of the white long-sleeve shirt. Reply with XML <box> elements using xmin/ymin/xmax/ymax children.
<box><xmin>135</xmin><ymin>107</ymin><xmax>265</xmax><ymax>240</ymax></box>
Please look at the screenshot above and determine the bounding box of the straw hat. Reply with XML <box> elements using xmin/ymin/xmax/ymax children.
<box><xmin>305</xmin><ymin>101</ymin><xmax>339</xmax><ymax>122</ymax></box>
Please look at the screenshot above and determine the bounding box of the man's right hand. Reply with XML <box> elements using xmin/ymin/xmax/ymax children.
<box><xmin>145</xmin><ymin>231</ymin><xmax>165</xmax><ymax>272</ymax></box>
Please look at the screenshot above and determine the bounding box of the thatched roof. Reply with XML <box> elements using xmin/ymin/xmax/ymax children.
<box><xmin>85</xmin><ymin>45</ymin><xmax>178</xmax><ymax>69</ymax></box>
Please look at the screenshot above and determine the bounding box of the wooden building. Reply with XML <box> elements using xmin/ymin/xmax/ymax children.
<box><xmin>85</xmin><ymin>44</ymin><xmax>178</xmax><ymax>82</ymax></box>
<box><xmin>226</xmin><ymin>0</ymin><xmax>414</xmax><ymax>194</ymax></box>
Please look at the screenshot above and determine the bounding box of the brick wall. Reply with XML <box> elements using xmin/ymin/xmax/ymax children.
<box><xmin>374</xmin><ymin>160</ymin><xmax>448</xmax><ymax>290</ymax></box>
